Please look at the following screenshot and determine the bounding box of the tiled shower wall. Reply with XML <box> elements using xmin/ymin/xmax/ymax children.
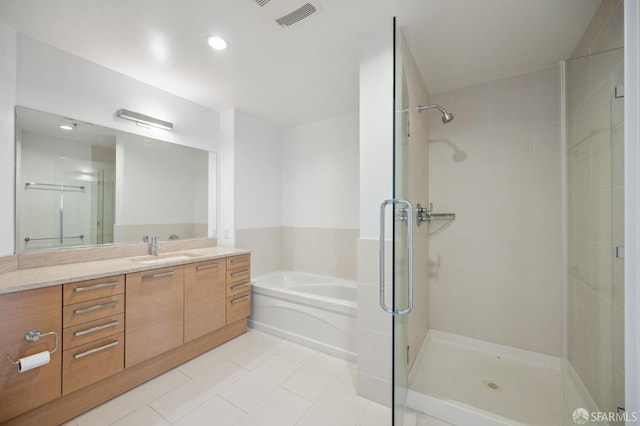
<box><xmin>235</xmin><ymin>227</ymin><xmax>358</xmax><ymax>279</ymax></box>
<box><xmin>427</xmin><ymin>66</ymin><xmax>562</xmax><ymax>356</ymax></box>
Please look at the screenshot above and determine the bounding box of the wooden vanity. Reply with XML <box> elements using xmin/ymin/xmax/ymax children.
<box><xmin>0</xmin><ymin>248</ymin><xmax>251</xmax><ymax>425</ymax></box>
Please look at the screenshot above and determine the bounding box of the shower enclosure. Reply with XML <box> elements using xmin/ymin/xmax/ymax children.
<box><xmin>564</xmin><ymin>47</ymin><xmax>625</xmax><ymax>424</ymax></box>
<box><xmin>385</xmin><ymin>21</ymin><xmax>626</xmax><ymax>426</ymax></box>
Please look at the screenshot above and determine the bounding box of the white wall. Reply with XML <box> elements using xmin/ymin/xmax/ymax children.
<box><xmin>117</xmin><ymin>133</ymin><xmax>207</xmax><ymax>225</ymax></box>
<box><xmin>357</xmin><ymin>20</ymin><xmax>394</xmax><ymax>407</ymax></box>
<box><xmin>282</xmin><ymin>113</ymin><xmax>359</xmax><ymax>229</ymax></box>
<box><xmin>16</xmin><ymin>35</ymin><xmax>218</xmax><ymax>152</ymax></box>
<box><xmin>233</xmin><ymin>110</ymin><xmax>283</xmax><ymax>230</ymax></box>
<box><xmin>0</xmin><ymin>19</ymin><xmax>17</xmax><ymax>256</ymax></box>
<box><xmin>219</xmin><ymin>109</ymin><xmax>235</xmax><ymax>246</ymax></box>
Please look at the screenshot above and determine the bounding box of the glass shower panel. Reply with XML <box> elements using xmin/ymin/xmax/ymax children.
<box><xmin>391</xmin><ymin>16</ymin><xmax>412</xmax><ymax>424</ymax></box>
<box><xmin>564</xmin><ymin>47</ymin><xmax>624</xmax><ymax>424</ymax></box>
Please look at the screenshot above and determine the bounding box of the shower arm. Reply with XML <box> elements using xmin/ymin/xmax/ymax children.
<box><xmin>417</xmin><ymin>104</ymin><xmax>446</xmax><ymax>114</ymax></box>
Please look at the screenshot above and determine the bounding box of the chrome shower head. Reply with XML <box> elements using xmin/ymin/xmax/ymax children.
<box><xmin>417</xmin><ymin>104</ymin><xmax>454</xmax><ymax>124</ymax></box>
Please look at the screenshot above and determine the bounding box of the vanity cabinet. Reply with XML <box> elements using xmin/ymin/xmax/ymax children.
<box><xmin>125</xmin><ymin>266</ymin><xmax>184</xmax><ymax>367</ymax></box>
<box><xmin>226</xmin><ymin>254</ymin><xmax>251</xmax><ymax>324</ymax></box>
<box><xmin>62</xmin><ymin>276</ymin><xmax>125</xmax><ymax>395</ymax></box>
<box><xmin>184</xmin><ymin>259</ymin><xmax>227</xmax><ymax>342</ymax></box>
<box><xmin>0</xmin><ymin>286</ymin><xmax>62</xmax><ymax>422</ymax></box>
<box><xmin>2</xmin><ymin>251</ymin><xmax>252</xmax><ymax>425</ymax></box>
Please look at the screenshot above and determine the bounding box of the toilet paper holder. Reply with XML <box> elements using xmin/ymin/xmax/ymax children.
<box><xmin>5</xmin><ymin>329</ymin><xmax>59</xmax><ymax>366</ymax></box>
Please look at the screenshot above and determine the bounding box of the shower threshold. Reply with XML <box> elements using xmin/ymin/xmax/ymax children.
<box><xmin>407</xmin><ymin>330</ymin><xmax>567</xmax><ymax>425</ymax></box>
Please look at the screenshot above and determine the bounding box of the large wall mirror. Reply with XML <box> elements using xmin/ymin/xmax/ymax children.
<box><xmin>15</xmin><ymin>107</ymin><xmax>216</xmax><ymax>253</ymax></box>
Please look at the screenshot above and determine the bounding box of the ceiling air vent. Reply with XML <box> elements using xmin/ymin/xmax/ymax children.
<box><xmin>252</xmin><ymin>0</ymin><xmax>320</xmax><ymax>28</ymax></box>
<box><xmin>276</xmin><ymin>3</ymin><xmax>317</xmax><ymax>27</ymax></box>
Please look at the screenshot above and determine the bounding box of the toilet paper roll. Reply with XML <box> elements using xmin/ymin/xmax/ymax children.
<box><xmin>18</xmin><ymin>351</ymin><xmax>50</xmax><ymax>373</ymax></box>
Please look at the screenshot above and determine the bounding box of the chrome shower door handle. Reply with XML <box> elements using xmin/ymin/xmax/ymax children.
<box><xmin>379</xmin><ymin>199</ymin><xmax>414</xmax><ymax>316</ymax></box>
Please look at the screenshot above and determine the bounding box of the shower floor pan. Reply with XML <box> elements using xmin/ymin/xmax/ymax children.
<box><xmin>407</xmin><ymin>330</ymin><xmax>564</xmax><ymax>425</ymax></box>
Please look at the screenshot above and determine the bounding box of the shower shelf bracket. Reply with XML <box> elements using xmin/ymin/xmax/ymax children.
<box><xmin>416</xmin><ymin>202</ymin><xmax>456</xmax><ymax>226</ymax></box>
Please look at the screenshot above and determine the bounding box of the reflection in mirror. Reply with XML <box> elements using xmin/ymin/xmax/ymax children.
<box><xmin>15</xmin><ymin>107</ymin><xmax>213</xmax><ymax>253</ymax></box>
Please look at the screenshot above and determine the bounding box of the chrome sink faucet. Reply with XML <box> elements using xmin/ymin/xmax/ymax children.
<box><xmin>149</xmin><ymin>236</ymin><xmax>159</xmax><ymax>256</ymax></box>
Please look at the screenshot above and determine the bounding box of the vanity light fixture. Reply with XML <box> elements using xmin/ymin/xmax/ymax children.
<box><xmin>207</xmin><ymin>36</ymin><xmax>228</xmax><ymax>50</ymax></box>
<box><xmin>116</xmin><ymin>109</ymin><xmax>173</xmax><ymax>131</ymax></box>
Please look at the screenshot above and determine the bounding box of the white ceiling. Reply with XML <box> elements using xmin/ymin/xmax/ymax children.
<box><xmin>0</xmin><ymin>0</ymin><xmax>600</xmax><ymax>127</ymax></box>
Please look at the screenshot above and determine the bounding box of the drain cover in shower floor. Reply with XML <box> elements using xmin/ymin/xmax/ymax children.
<box><xmin>483</xmin><ymin>380</ymin><xmax>503</xmax><ymax>392</ymax></box>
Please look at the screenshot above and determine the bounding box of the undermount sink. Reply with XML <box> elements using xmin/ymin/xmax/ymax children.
<box><xmin>132</xmin><ymin>252</ymin><xmax>201</xmax><ymax>265</ymax></box>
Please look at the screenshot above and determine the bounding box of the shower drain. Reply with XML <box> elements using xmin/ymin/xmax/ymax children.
<box><xmin>483</xmin><ymin>380</ymin><xmax>503</xmax><ymax>392</ymax></box>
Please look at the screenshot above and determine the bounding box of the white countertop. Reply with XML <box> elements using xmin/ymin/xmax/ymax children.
<box><xmin>0</xmin><ymin>247</ymin><xmax>250</xmax><ymax>294</ymax></box>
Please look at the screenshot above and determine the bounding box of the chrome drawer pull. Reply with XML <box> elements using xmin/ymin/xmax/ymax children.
<box><xmin>74</xmin><ymin>320</ymin><xmax>119</xmax><ymax>337</ymax></box>
<box><xmin>230</xmin><ymin>283</ymin><xmax>250</xmax><ymax>291</ymax></box>
<box><xmin>230</xmin><ymin>269</ymin><xmax>249</xmax><ymax>277</ymax></box>
<box><xmin>231</xmin><ymin>295</ymin><xmax>250</xmax><ymax>304</ymax></box>
<box><xmin>74</xmin><ymin>301</ymin><xmax>118</xmax><ymax>315</ymax></box>
<box><xmin>74</xmin><ymin>281</ymin><xmax>119</xmax><ymax>293</ymax></box>
<box><xmin>196</xmin><ymin>263</ymin><xmax>219</xmax><ymax>271</ymax></box>
<box><xmin>230</xmin><ymin>258</ymin><xmax>246</xmax><ymax>264</ymax></box>
<box><xmin>143</xmin><ymin>272</ymin><xmax>174</xmax><ymax>280</ymax></box>
<box><xmin>74</xmin><ymin>341</ymin><xmax>119</xmax><ymax>359</ymax></box>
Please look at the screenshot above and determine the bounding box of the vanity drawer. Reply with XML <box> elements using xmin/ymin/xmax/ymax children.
<box><xmin>226</xmin><ymin>291</ymin><xmax>251</xmax><ymax>324</ymax></box>
<box><xmin>227</xmin><ymin>254</ymin><xmax>250</xmax><ymax>271</ymax></box>
<box><xmin>62</xmin><ymin>333</ymin><xmax>124</xmax><ymax>395</ymax></box>
<box><xmin>63</xmin><ymin>313</ymin><xmax>124</xmax><ymax>350</ymax></box>
<box><xmin>63</xmin><ymin>294</ymin><xmax>125</xmax><ymax>328</ymax></box>
<box><xmin>226</xmin><ymin>280</ymin><xmax>251</xmax><ymax>298</ymax></box>
<box><xmin>226</xmin><ymin>267</ymin><xmax>251</xmax><ymax>284</ymax></box>
<box><xmin>63</xmin><ymin>276</ymin><xmax>124</xmax><ymax>305</ymax></box>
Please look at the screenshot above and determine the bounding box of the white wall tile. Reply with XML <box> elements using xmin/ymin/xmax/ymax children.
<box><xmin>428</xmin><ymin>68</ymin><xmax>562</xmax><ymax>356</ymax></box>
<box><xmin>357</xmin><ymin>281</ymin><xmax>392</xmax><ymax>334</ymax></box>
<box><xmin>356</xmin><ymin>371</ymin><xmax>391</xmax><ymax>407</ymax></box>
<box><xmin>356</xmin><ymin>327</ymin><xmax>391</xmax><ymax>382</ymax></box>
<box><xmin>491</xmin><ymin>85</ymin><xmax>559</xmax><ymax>131</ymax></box>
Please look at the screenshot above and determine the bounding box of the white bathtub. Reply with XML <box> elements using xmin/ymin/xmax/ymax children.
<box><xmin>249</xmin><ymin>271</ymin><xmax>357</xmax><ymax>361</ymax></box>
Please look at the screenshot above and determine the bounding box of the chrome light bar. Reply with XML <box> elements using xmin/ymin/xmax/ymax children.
<box><xmin>116</xmin><ymin>109</ymin><xmax>173</xmax><ymax>130</ymax></box>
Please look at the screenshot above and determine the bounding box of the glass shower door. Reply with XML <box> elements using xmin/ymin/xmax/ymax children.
<box><xmin>564</xmin><ymin>47</ymin><xmax>625</xmax><ymax>424</ymax></box>
<box><xmin>391</xmin><ymin>18</ymin><xmax>413</xmax><ymax>425</ymax></box>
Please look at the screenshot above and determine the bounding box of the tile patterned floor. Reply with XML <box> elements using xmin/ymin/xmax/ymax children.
<box><xmin>66</xmin><ymin>329</ymin><xmax>391</xmax><ymax>426</ymax></box>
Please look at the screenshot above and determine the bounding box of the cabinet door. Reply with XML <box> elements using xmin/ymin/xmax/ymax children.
<box><xmin>125</xmin><ymin>267</ymin><xmax>184</xmax><ymax>368</ymax></box>
<box><xmin>184</xmin><ymin>259</ymin><xmax>226</xmax><ymax>342</ymax></box>
<box><xmin>0</xmin><ymin>287</ymin><xmax>62</xmax><ymax>422</ymax></box>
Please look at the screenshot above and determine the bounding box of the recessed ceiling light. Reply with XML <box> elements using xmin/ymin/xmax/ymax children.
<box><xmin>207</xmin><ymin>36</ymin><xmax>228</xmax><ymax>51</ymax></box>
<box><xmin>59</xmin><ymin>124</ymin><xmax>74</xmax><ymax>130</ymax></box>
